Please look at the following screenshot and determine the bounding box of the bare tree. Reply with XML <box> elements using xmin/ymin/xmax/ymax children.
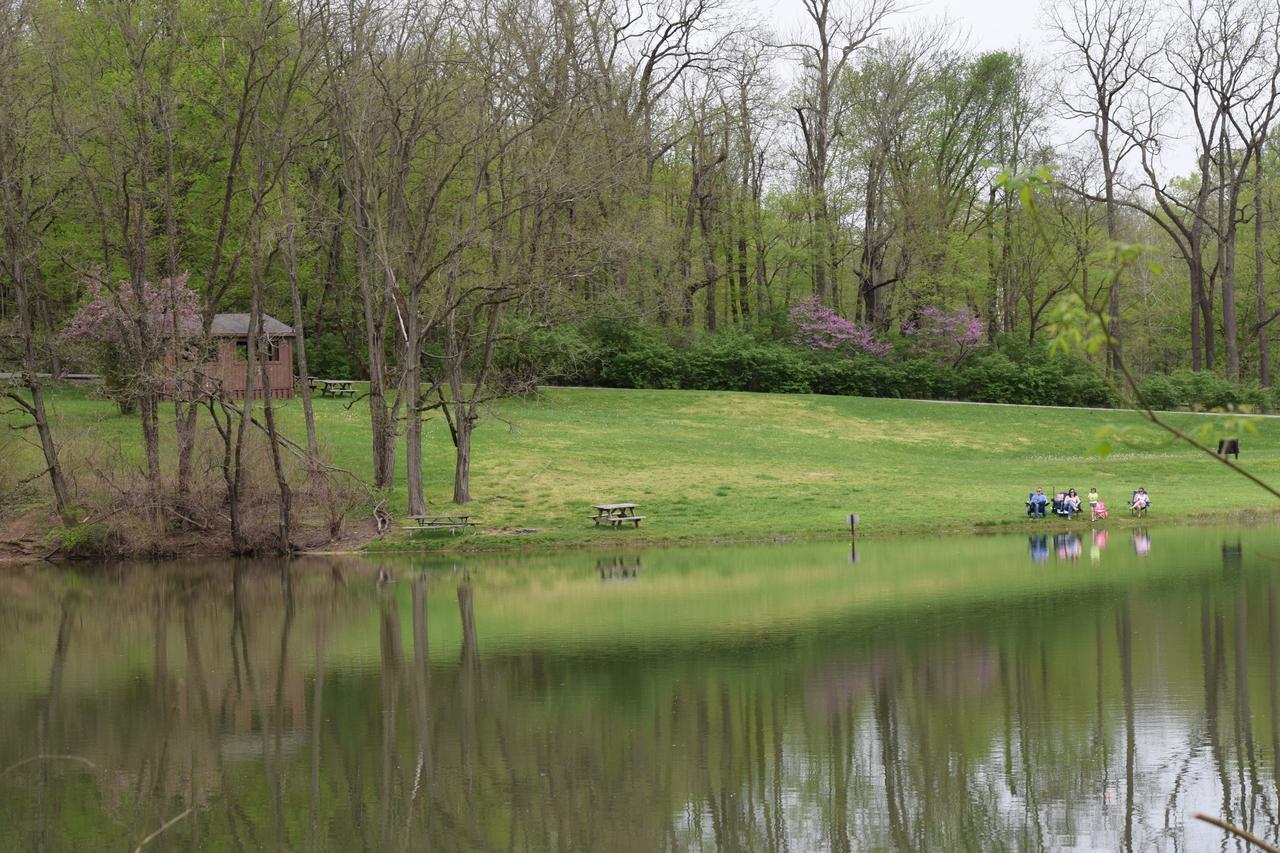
<box><xmin>844</xmin><ymin>24</ymin><xmax>949</xmax><ymax>328</ymax></box>
<box><xmin>1119</xmin><ymin>0</ymin><xmax>1280</xmax><ymax>377</ymax></box>
<box><xmin>1254</xmin><ymin>143</ymin><xmax>1271</xmax><ymax>384</ymax></box>
<box><xmin>787</xmin><ymin>0</ymin><xmax>897</xmax><ymax>308</ymax></box>
<box><xmin>1205</xmin><ymin>0</ymin><xmax>1280</xmax><ymax>381</ymax></box>
<box><xmin>1047</xmin><ymin>0</ymin><xmax>1156</xmax><ymax>369</ymax></box>
<box><xmin>721</xmin><ymin>32</ymin><xmax>779</xmax><ymax>319</ymax></box>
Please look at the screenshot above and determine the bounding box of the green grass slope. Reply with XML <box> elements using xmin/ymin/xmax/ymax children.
<box><xmin>6</xmin><ymin>385</ymin><xmax>1280</xmax><ymax>550</ymax></box>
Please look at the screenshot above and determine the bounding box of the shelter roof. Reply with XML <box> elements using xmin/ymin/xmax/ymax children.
<box><xmin>208</xmin><ymin>313</ymin><xmax>294</xmax><ymax>337</ymax></box>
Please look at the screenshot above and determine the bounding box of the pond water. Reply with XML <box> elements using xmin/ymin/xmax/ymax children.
<box><xmin>3</xmin><ymin>526</ymin><xmax>1280</xmax><ymax>851</ymax></box>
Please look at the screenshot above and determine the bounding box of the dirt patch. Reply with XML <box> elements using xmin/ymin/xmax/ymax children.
<box><xmin>0</xmin><ymin>509</ymin><xmax>57</xmax><ymax>561</ymax></box>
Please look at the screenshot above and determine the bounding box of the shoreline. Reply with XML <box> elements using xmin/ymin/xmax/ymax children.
<box><xmin>4</xmin><ymin>505</ymin><xmax>1277</xmax><ymax>567</ymax></box>
<box><xmin>8</xmin><ymin>386</ymin><xmax>1280</xmax><ymax>567</ymax></box>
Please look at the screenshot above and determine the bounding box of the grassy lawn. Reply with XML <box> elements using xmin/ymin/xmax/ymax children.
<box><xmin>6</xmin><ymin>384</ymin><xmax>1280</xmax><ymax>551</ymax></box>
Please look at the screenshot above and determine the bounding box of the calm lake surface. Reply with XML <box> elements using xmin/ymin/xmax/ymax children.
<box><xmin>4</xmin><ymin>527</ymin><xmax>1280</xmax><ymax>851</ymax></box>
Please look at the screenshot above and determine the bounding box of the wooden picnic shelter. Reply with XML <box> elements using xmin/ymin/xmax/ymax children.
<box><xmin>201</xmin><ymin>313</ymin><xmax>296</xmax><ymax>400</ymax></box>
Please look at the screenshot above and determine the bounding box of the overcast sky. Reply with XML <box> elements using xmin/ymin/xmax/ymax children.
<box><xmin>930</xmin><ymin>0</ymin><xmax>1047</xmax><ymax>52</ymax></box>
<box><xmin>748</xmin><ymin>0</ymin><xmax>1198</xmax><ymax>178</ymax></box>
<box><xmin>749</xmin><ymin>0</ymin><xmax>1051</xmax><ymax>52</ymax></box>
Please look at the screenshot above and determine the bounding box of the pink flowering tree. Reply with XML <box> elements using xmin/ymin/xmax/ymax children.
<box><xmin>63</xmin><ymin>274</ymin><xmax>202</xmax><ymax>410</ymax></box>
<box><xmin>901</xmin><ymin>305</ymin><xmax>986</xmax><ymax>365</ymax></box>
<box><xmin>789</xmin><ymin>297</ymin><xmax>891</xmax><ymax>356</ymax></box>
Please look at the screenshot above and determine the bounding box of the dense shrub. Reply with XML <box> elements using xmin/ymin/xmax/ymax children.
<box><xmin>956</xmin><ymin>352</ymin><xmax>1117</xmax><ymax>408</ymax></box>
<box><xmin>681</xmin><ymin>334</ymin><xmax>814</xmax><ymax>393</ymax></box>
<box><xmin>305</xmin><ymin>331</ymin><xmax>362</xmax><ymax>380</ymax></box>
<box><xmin>1137</xmin><ymin>369</ymin><xmax>1273</xmax><ymax>412</ymax></box>
<box><xmin>493</xmin><ymin>322</ymin><xmax>596</xmax><ymax>387</ymax></box>
<box><xmin>599</xmin><ymin>334</ymin><xmax>685</xmax><ymax>389</ymax></box>
<box><xmin>521</xmin><ymin>321</ymin><xmax>1268</xmax><ymax>412</ymax></box>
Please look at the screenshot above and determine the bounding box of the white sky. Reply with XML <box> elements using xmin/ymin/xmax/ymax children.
<box><xmin>746</xmin><ymin>0</ymin><xmax>1051</xmax><ymax>53</ymax></box>
<box><xmin>747</xmin><ymin>0</ymin><xmax>1198</xmax><ymax>178</ymax></box>
<box><xmin>930</xmin><ymin>0</ymin><xmax>1047</xmax><ymax>52</ymax></box>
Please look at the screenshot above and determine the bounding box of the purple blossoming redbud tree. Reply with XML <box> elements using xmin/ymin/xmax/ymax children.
<box><xmin>789</xmin><ymin>297</ymin><xmax>891</xmax><ymax>356</ymax></box>
<box><xmin>900</xmin><ymin>306</ymin><xmax>986</xmax><ymax>365</ymax></box>
<box><xmin>63</xmin><ymin>274</ymin><xmax>202</xmax><ymax>411</ymax></box>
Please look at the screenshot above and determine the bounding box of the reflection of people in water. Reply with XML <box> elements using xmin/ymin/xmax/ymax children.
<box><xmin>1132</xmin><ymin>528</ymin><xmax>1151</xmax><ymax>557</ymax></box>
<box><xmin>1054</xmin><ymin>531</ymin><xmax>1082</xmax><ymax>561</ymax></box>
<box><xmin>1090</xmin><ymin>528</ymin><xmax>1109</xmax><ymax>564</ymax></box>
<box><xmin>1029</xmin><ymin>535</ymin><xmax>1049</xmax><ymax>564</ymax></box>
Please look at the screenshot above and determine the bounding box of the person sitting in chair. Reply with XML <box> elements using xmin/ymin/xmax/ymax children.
<box><xmin>1130</xmin><ymin>487</ymin><xmax>1150</xmax><ymax>516</ymax></box>
<box><xmin>1052</xmin><ymin>492</ymin><xmax>1071</xmax><ymax>517</ymax></box>
<box><xmin>1027</xmin><ymin>487</ymin><xmax>1049</xmax><ymax>518</ymax></box>
<box><xmin>1066</xmin><ymin>489</ymin><xmax>1082</xmax><ymax>516</ymax></box>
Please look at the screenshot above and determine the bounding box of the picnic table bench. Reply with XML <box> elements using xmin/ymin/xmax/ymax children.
<box><xmin>590</xmin><ymin>503</ymin><xmax>646</xmax><ymax>528</ymax></box>
<box><xmin>307</xmin><ymin>378</ymin><xmax>357</xmax><ymax>397</ymax></box>
<box><xmin>403</xmin><ymin>514</ymin><xmax>477</xmax><ymax>536</ymax></box>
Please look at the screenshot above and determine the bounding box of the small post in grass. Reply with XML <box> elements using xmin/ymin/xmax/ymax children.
<box><xmin>847</xmin><ymin>513</ymin><xmax>859</xmax><ymax>538</ymax></box>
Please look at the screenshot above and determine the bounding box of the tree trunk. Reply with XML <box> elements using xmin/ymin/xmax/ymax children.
<box><xmin>252</xmin><ymin>237</ymin><xmax>292</xmax><ymax>553</ymax></box>
<box><xmin>1190</xmin><ymin>219</ymin><xmax>1214</xmax><ymax>371</ymax></box>
<box><xmin>230</xmin><ymin>305</ymin><xmax>261</xmax><ymax>553</ymax></box>
<box><xmin>160</xmin><ymin>57</ymin><xmax>198</xmax><ymax>511</ymax></box>
<box><xmin>10</xmin><ymin>258</ymin><xmax>73</xmax><ymax>523</ymax></box>
<box><xmin>1220</xmin><ymin>135</ymin><xmax>1240</xmax><ymax>381</ymax></box>
<box><xmin>753</xmin><ymin>161</ymin><xmax>768</xmax><ymax>311</ymax></box>
<box><xmin>282</xmin><ymin>158</ymin><xmax>320</xmax><ymax>470</ymax></box>
<box><xmin>139</xmin><ymin>393</ymin><xmax>164</xmax><ymax>522</ymax></box>
<box><xmin>257</xmin><ymin>352</ymin><xmax>292</xmax><ymax>553</ymax></box>
<box><xmin>355</xmin><ymin>215</ymin><xmax>397</xmax><ymax>490</ymax></box>
<box><xmin>1191</xmin><ymin>260</ymin><xmax>1204</xmax><ymax>372</ymax></box>
<box><xmin>453</xmin><ymin>416</ymin><xmax>472</xmax><ymax>505</ymax></box>
<box><xmin>700</xmin><ymin>194</ymin><xmax>718</xmax><ymax>333</ymax></box>
<box><xmin>404</xmin><ymin>303</ymin><xmax>426</xmax><ymax>516</ymax></box>
<box><xmin>678</xmin><ymin>141</ymin><xmax>698</xmax><ymax>327</ymax></box>
<box><xmin>1102</xmin><ymin>129</ymin><xmax>1122</xmax><ymax>371</ymax></box>
<box><xmin>1257</xmin><ymin>153</ymin><xmax>1270</xmax><ymax>386</ymax></box>
<box><xmin>445</xmin><ymin>296</ymin><xmax>472</xmax><ymax>505</ymax></box>
<box><xmin>812</xmin><ymin>194</ymin><xmax>829</xmax><ymax>304</ymax></box>
<box><xmin>736</xmin><ymin>198</ymin><xmax>751</xmax><ymax>321</ymax></box>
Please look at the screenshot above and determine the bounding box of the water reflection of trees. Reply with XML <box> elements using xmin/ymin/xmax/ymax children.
<box><xmin>5</xmin><ymin>560</ymin><xmax>1280</xmax><ymax>849</ymax></box>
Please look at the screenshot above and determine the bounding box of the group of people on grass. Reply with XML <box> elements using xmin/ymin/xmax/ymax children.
<box><xmin>1025</xmin><ymin>486</ymin><xmax>1150</xmax><ymax>520</ymax></box>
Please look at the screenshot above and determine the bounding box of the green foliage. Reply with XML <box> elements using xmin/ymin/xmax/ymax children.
<box><xmin>599</xmin><ymin>332</ymin><xmax>686</xmax><ymax>389</ymax></box>
<box><xmin>1045</xmin><ymin>292</ymin><xmax>1112</xmax><ymax>358</ymax></box>
<box><xmin>493</xmin><ymin>321</ymin><xmax>597</xmax><ymax>387</ymax></box>
<box><xmin>548</xmin><ymin>325</ymin><xmax>1117</xmax><ymax>407</ymax></box>
<box><xmin>45</xmin><ymin>521</ymin><xmax>112</xmax><ymax>557</ymax></box>
<box><xmin>680</xmin><ymin>334</ymin><xmax>815</xmax><ymax>393</ymax></box>
<box><xmin>305</xmin><ymin>332</ymin><xmax>361</xmax><ymax>380</ymax></box>
<box><xmin>1137</xmin><ymin>369</ymin><xmax>1274</xmax><ymax>412</ymax></box>
<box><xmin>958</xmin><ymin>352</ymin><xmax>1117</xmax><ymax>408</ymax></box>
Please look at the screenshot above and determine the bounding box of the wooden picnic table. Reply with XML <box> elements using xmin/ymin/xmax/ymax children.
<box><xmin>307</xmin><ymin>378</ymin><xmax>357</xmax><ymax>397</ymax></box>
<box><xmin>590</xmin><ymin>503</ymin><xmax>646</xmax><ymax>528</ymax></box>
<box><xmin>403</xmin><ymin>514</ymin><xmax>477</xmax><ymax>536</ymax></box>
